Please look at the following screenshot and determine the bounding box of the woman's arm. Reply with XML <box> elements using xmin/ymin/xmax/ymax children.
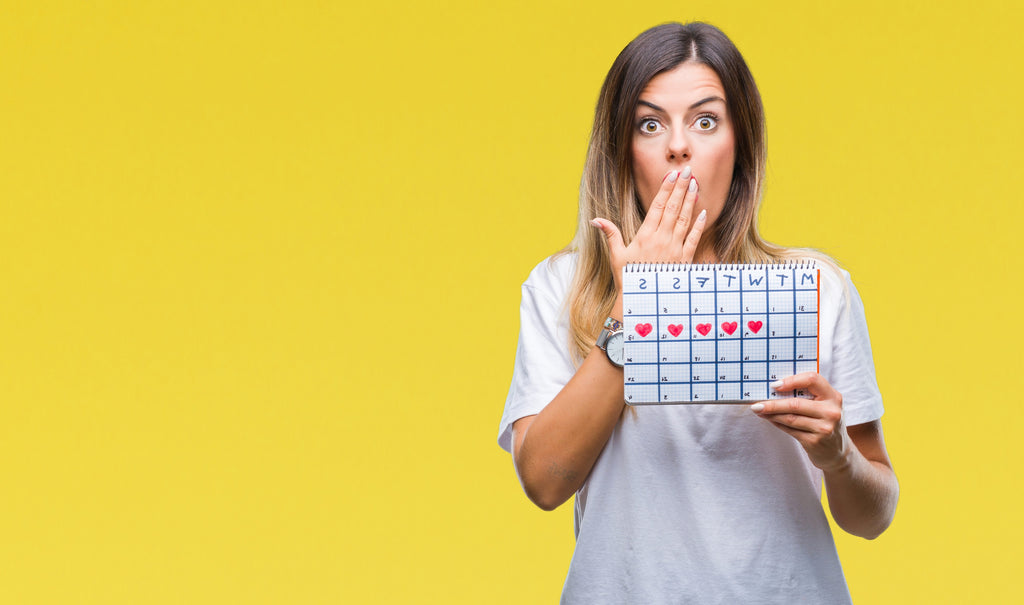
<box><xmin>511</xmin><ymin>308</ymin><xmax>626</xmax><ymax>510</ymax></box>
<box><xmin>512</xmin><ymin>169</ymin><xmax>705</xmax><ymax>510</ymax></box>
<box><xmin>750</xmin><ymin>373</ymin><xmax>898</xmax><ymax>539</ymax></box>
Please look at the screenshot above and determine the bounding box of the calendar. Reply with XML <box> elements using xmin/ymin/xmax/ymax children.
<box><xmin>622</xmin><ymin>262</ymin><xmax>819</xmax><ymax>404</ymax></box>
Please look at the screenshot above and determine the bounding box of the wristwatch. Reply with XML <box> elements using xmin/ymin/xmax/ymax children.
<box><xmin>595</xmin><ymin>317</ymin><xmax>625</xmax><ymax>367</ymax></box>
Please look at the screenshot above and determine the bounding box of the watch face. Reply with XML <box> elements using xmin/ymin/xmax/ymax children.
<box><xmin>607</xmin><ymin>331</ymin><xmax>625</xmax><ymax>366</ymax></box>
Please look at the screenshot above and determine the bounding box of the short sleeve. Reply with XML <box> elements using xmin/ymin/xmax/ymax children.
<box><xmin>819</xmin><ymin>267</ymin><xmax>884</xmax><ymax>426</ymax></box>
<box><xmin>497</xmin><ymin>256</ymin><xmax>577</xmax><ymax>453</ymax></box>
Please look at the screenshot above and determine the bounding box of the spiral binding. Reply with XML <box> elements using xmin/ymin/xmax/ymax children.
<box><xmin>623</xmin><ymin>260</ymin><xmax>817</xmax><ymax>272</ymax></box>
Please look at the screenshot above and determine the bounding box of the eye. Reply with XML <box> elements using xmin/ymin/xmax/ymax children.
<box><xmin>694</xmin><ymin>115</ymin><xmax>718</xmax><ymax>131</ymax></box>
<box><xmin>638</xmin><ymin>118</ymin><xmax>663</xmax><ymax>134</ymax></box>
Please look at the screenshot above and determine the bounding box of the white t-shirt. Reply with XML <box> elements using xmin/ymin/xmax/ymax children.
<box><xmin>498</xmin><ymin>253</ymin><xmax>884</xmax><ymax>605</ymax></box>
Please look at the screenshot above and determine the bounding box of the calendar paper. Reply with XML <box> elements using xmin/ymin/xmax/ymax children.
<box><xmin>622</xmin><ymin>262</ymin><xmax>819</xmax><ymax>404</ymax></box>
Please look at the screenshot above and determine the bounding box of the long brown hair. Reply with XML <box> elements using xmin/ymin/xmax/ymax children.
<box><xmin>562</xmin><ymin>22</ymin><xmax>833</xmax><ymax>363</ymax></box>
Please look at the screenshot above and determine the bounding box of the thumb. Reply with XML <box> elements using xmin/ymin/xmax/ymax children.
<box><xmin>590</xmin><ymin>218</ymin><xmax>625</xmax><ymax>257</ymax></box>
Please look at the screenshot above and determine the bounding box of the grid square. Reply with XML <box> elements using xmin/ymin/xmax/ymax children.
<box><xmin>624</xmin><ymin>293</ymin><xmax>657</xmax><ymax>318</ymax></box>
<box><xmin>690</xmin><ymin>340</ymin><xmax>716</xmax><ymax>363</ymax></box>
<box><xmin>742</xmin><ymin>338</ymin><xmax>767</xmax><ymax>362</ymax></box>
<box><xmin>625</xmin><ymin>383</ymin><xmax>658</xmax><ymax>404</ymax></box>
<box><xmin>741</xmin><ymin>295</ymin><xmax>767</xmax><ymax>314</ymax></box>
<box><xmin>743</xmin><ymin>381</ymin><xmax>768</xmax><ymax>400</ymax></box>
<box><xmin>769</xmin><ymin>270</ymin><xmax>795</xmax><ymax>290</ymax></box>
<box><xmin>717</xmin><ymin>381</ymin><xmax>742</xmax><ymax>400</ymax></box>
<box><xmin>795</xmin><ymin>269</ymin><xmax>819</xmax><ymax>290</ymax></box>
<box><xmin>741</xmin><ymin>315</ymin><xmax>768</xmax><ymax>338</ymax></box>
<box><xmin>691</xmin><ymin>382</ymin><xmax>716</xmax><ymax>401</ymax></box>
<box><xmin>796</xmin><ymin>313</ymin><xmax>816</xmax><ymax>338</ymax></box>
<box><xmin>717</xmin><ymin>339</ymin><xmax>741</xmax><ymax>363</ymax></box>
<box><xmin>625</xmin><ymin>316</ymin><xmax>657</xmax><ymax>344</ymax></box>
<box><xmin>659</xmin><ymin>292</ymin><xmax>689</xmax><ymax>316</ymax></box>
<box><xmin>740</xmin><ymin>269</ymin><xmax>768</xmax><ymax>292</ymax></box>
<box><xmin>625</xmin><ymin>363</ymin><xmax>658</xmax><ymax>385</ymax></box>
<box><xmin>795</xmin><ymin>337</ymin><xmax>817</xmax><ymax>362</ymax></box>
<box><xmin>660</xmin><ymin>363</ymin><xmax>687</xmax><ymax>384</ymax></box>
<box><xmin>659</xmin><ymin>316</ymin><xmax>690</xmax><ymax>341</ymax></box>
<box><xmin>717</xmin><ymin>314</ymin><xmax>742</xmax><ymax>339</ymax></box>
<box><xmin>795</xmin><ymin>289</ymin><xmax>817</xmax><ymax>313</ymax></box>
<box><xmin>768</xmin><ymin>291</ymin><xmax>794</xmax><ymax>314</ymax></box>
<box><xmin>659</xmin><ymin>340</ymin><xmax>690</xmax><ymax>364</ymax></box>
<box><xmin>716</xmin><ymin>271</ymin><xmax>742</xmax><ymax>292</ymax></box>
<box><xmin>717</xmin><ymin>362</ymin><xmax>741</xmax><ymax>382</ymax></box>
<box><xmin>769</xmin><ymin>338</ymin><xmax>795</xmax><ymax>362</ymax></box>
<box><xmin>795</xmin><ymin>360</ymin><xmax>818</xmax><ymax>374</ymax></box>
<box><xmin>768</xmin><ymin>361</ymin><xmax>793</xmax><ymax>383</ymax></box>
<box><xmin>690</xmin><ymin>292</ymin><xmax>715</xmax><ymax>315</ymax></box>
<box><xmin>716</xmin><ymin>292</ymin><xmax>741</xmax><ymax>314</ymax></box>
<box><xmin>660</xmin><ymin>383</ymin><xmax>690</xmax><ymax>403</ymax></box>
<box><xmin>742</xmin><ymin>362</ymin><xmax>768</xmax><ymax>382</ymax></box>
<box><xmin>691</xmin><ymin>362</ymin><xmax>715</xmax><ymax>383</ymax></box>
<box><xmin>767</xmin><ymin>313</ymin><xmax>793</xmax><ymax>338</ymax></box>
<box><xmin>624</xmin><ymin>341</ymin><xmax>658</xmax><ymax>364</ymax></box>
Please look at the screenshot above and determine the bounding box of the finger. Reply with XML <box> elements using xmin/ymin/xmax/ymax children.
<box><xmin>590</xmin><ymin>218</ymin><xmax>626</xmax><ymax>261</ymax></box>
<box><xmin>671</xmin><ymin>176</ymin><xmax>700</xmax><ymax>241</ymax></box>
<box><xmin>767</xmin><ymin>416</ymin><xmax>819</xmax><ymax>434</ymax></box>
<box><xmin>678</xmin><ymin>208</ymin><xmax>706</xmax><ymax>263</ymax></box>
<box><xmin>657</xmin><ymin>167</ymin><xmax>692</xmax><ymax>233</ymax></box>
<box><xmin>771</xmin><ymin>372</ymin><xmax>838</xmax><ymax>402</ymax></box>
<box><xmin>637</xmin><ymin>169</ymin><xmax>683</xmax><ymax>237</ymax></box>
<box><xmin>749</xmin><ymin>397</ymin><xmax>828</xmax><ymax>420</ymax></box>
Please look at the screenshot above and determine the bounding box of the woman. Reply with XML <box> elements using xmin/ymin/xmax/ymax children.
<box><xmin>498</xmin><ymin>22</ymin><xmax>898</xmax><ymax>603</ymax></box>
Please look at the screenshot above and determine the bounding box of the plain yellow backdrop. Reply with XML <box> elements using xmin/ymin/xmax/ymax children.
<box><xmin>1</xmin><ymin>1</ymin><xmax>1021</xmax><ymax>602</ymax></box>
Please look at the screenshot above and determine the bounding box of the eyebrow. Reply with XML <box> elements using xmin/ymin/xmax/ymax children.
<box><xmin>637</xmin><ymin>96</ymin><xmax>726</xmax><ymax>113</ymax></box>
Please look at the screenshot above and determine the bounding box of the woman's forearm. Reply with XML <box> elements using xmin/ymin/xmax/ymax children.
<box><xmin>512</xmin><ymin>295</ymin><xmax>626</xmax><ymax>511</ymax></box>
<box><xmin>822</xmin><ymin>422</ymin><xmax>899</xmax><ymax>539</ymax></box>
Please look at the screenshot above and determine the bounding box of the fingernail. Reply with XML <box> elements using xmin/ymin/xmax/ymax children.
<box><xmin>680</xmin><ymin>166</ymin><xmax>692</xmax><ymax>180</ymax></box>
<box><xmin>667</xmin><ymin>170</ymin><xmax>679</xmax><ymax>183</ymax></box>
<box><xmin>750</xmin><ymin>403</ymin><xmax>765</xmax><ymax>412</ymax></box>
<box><xmin>697</xmin><ymin>209</ymin><xmax>706</xmax><ymax>222</ymax></box>
<box><xmin>769</xmin><ymin>380</ymin><xmax>783</xmax><ymax>389</ymax></box>
<box><xmin>590</xmin><ymin>219</ymin><xmax>601</xmax><ymax>228</ymax></box>
<box><xmin>688</xmin><ymin>177</ymin><xmax>698</xmax><ymax>192</ymax></box>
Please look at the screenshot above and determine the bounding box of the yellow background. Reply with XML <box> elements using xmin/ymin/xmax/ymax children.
<box><xmin>1</xmin><ymin>1</ymin><xmax>1021</xmax><ymax>602</ymax></box>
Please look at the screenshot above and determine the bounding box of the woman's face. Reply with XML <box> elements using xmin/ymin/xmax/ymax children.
<box><xmin>631</xmin><ymin>62</ymin><xmax>736</xmax><ymax>234</ymax></box>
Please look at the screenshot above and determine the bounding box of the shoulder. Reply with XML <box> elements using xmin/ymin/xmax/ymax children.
<box><xmin>522</xmin><ymin>251</ymin><xmax>577</xmax><ymax>298</ymax></box>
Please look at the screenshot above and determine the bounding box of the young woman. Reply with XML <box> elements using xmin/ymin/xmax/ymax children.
<box><xmin>498</xmin><ymin>22</ymin><xmax>898</xmax><ymax>603</ymax></box>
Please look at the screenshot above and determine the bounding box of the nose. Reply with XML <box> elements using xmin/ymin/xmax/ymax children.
<box><xmin>666</xmin><ymin>130</ymin><xmax>690</xmax><ymax>162</ymax></box>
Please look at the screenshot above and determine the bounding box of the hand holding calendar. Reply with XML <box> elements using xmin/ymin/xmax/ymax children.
<box><xmin>751</xmin><ymin>372</ymin><xmax>850</xmax><ymax>472</ymax></box>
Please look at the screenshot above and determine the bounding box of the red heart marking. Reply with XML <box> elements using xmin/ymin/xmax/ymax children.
<box><xmin>748</xmin><ymin>320</ymin><xmax>763</xmax><ymax>334</ymax></box>
<box><xmin>696</xmin><ymin>323</ymin><xmax>712</xmax><ymax>336</ymax></box>
<box><xmin>721</xmin><ymin>321</ymin><xmax>738</xmax><ymax>335</ymax></box>
<box><xmin>635</xmin><ymin>323</ymin><xmax>653</xmax><ymax>337</ymax></box>
<box><xmin>667</xmin><ymin>324</ymin><xmax>684</xmax><ymax>337</ymax></box>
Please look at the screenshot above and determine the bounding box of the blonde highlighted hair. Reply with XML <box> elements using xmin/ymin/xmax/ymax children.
<box><xmin>561</xmin><ymin>22</ymin><xmax>837</xmax><ymax>364</ymax></box>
